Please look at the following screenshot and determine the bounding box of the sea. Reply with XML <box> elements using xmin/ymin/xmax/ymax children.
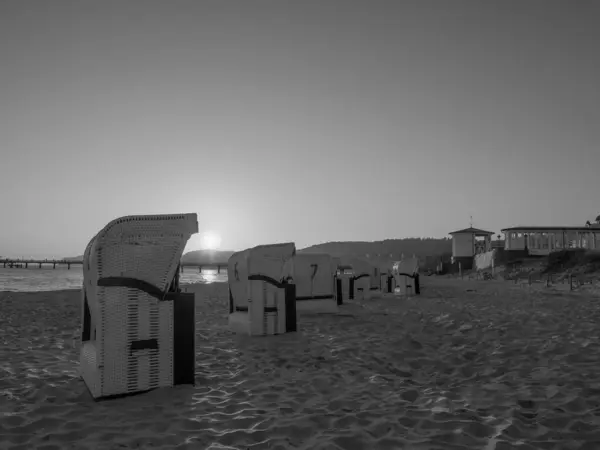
<box><xmin>0</xmin><ymin>266</ymin><xmax>227</xmax><ymax>292</ymax></box>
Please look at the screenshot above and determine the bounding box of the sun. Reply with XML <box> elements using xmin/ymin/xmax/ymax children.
<box><xmin>199</xmin><ymin>231</ymin><xmax>222</xmax><ymax>250</ymax></box>
<box><xmin>184</xmin><ymin>231</ymin><xmax>223</xmax><ymax>253</ymax></box>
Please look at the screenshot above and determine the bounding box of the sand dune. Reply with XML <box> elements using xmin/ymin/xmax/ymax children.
<box><xmin>2</xmin><ymin>278</ymin><xmax>600</xmax><ymax>449</ymax></box>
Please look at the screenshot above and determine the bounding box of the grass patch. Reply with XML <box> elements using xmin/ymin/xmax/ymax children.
<box><xmin>544</xmin><ymin>249</ymin><xmax>600</xmax><ymax>274</ymax></box>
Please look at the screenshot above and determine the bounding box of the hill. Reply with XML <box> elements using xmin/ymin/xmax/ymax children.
<box><xmin>180</xmin><ymin>249</ymin><xmax>235</xmax><ymax>265</ymax></box>
<box><xmin>62</xmin><ymin>238</ymin><xmax>452</xmax><ymax>268</ymax></box>
<box><xmin>299</xmin><ymin>238</ymin><xmax>452</xmax><ymax>269</ymax></box>
<box><xmin>183</xmin><ymin>238</ymin><xmax>453</xmax><ymax>268</ymax></box>
<box><xmin>299</xmin><ymin>238</ymin><xmax>452</xmax><ymax>257</ymax></box>
<box><xmin>63</xmin><ymin>255</ymin><xmax>84</xmax><ymax>261</ymax></box>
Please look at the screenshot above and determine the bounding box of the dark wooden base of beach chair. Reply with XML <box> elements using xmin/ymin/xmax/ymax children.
<box><xmin>172</xmin><ymin>292</ymin><xmax>195</xmax><ymax>386</ymax></box>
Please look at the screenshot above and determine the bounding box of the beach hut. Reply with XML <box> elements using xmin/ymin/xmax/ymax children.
<box><xmin>283</xmin><ymin>253</ymin><xmax>338</xmax><ymax>313</ymax></box>
<box><xmin>449</xmin><ymin>226</ymin><xmax>494</xmax><ymax>270</ymax></box>
<box><xmin>79</xmin><ymin>213</ymin><xmax>199</xmax><ymax>400</ymax></box>
<box><xmin>228</xmin><ymin>242</ymin><xmax>297</xmax><ymax>336</ymax></box>
<box><xmin>392</xmin><ymin>256</ymin><xmax>420</xmax><ymax>296</ymax></box>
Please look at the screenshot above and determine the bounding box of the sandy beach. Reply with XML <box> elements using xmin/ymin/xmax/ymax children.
<box><xmin>2</xmin><ymin>278</ymin><xmax>600</xmax><ymax>450</ymax></box>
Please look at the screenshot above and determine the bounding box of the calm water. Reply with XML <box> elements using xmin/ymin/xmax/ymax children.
<box><xmin>0</xmin><ymin>266</ymin><xmax>227</xmax><ymax>292</ymax></box>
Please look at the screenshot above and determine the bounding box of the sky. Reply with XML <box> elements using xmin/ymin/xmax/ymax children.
<box><xmin>1</xmin><ymin>0</ymin><xmax>599</xmax><ymax>258</ymax></box>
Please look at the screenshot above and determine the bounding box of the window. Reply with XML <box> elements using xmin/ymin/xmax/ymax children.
<box><xmin>517</xmin><ymin>233</ymin><xmax>523</xmax><ymax>238</ymax></box>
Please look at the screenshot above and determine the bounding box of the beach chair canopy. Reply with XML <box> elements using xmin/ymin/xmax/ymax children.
<box><xmin>82</xmin><ymin>213</ymin><xmax>198</xmax><ymax>334</ymax></box>
<box><xmin>392</xmin><ymin>257</ymin><xmax>419</xmax><ymax>276</ymax></box>
<box><xmin>84</xmin><ymin>213</ymin><xmax>198</xmax><ymax>288</ymax></box>
<box><xmin>338</xmin><ymin>256</ymin><xmax>376</xmax><ymax>278</ymax></box>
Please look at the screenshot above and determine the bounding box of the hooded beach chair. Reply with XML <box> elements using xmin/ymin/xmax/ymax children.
<box><xmin>228</xmin><ymin>243</ymin><xmax>297</xmax><ymax>336</ymax></box>
<box><xmin>79</xmin><ymin>213</ymin><xmax>199</xmax><ymax>400</ymax></box>
<box><xmin>283</xmin><ymin>253</ymin><xmax>338</xmax><ymax>313</ymax></box>
<box><xmin>341</xmin><ymin>257</ymin><xmax>378</xmax><ymax>300</ymax></box>
<box><xmin>392</xmin><ymin>256</ymin><xmax>420</xmax><ymax>296</ymax></box>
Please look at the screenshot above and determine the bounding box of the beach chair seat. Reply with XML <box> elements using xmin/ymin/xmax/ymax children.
<box><xmin>228</xmin><ymin>243</ymin><xmax>297</xmax><ymax>336</ymax></box>
<box><xmin>79</xmin><ymin>213</ymin><xmax>198</xmax><ymax>400</ymax></box>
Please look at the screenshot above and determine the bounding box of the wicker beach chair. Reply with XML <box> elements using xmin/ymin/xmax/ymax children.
<box><xmin>79</xmin><ymin>213</ymin><xmax>199</xmax><ymax>400</ymax></box>
<box><xmin>342</xmin><ymin>257</ymin><xmax>377</xmax><ymax>300</ymax></box>
<box><xmin>228</xmin><ymin>243</ymin><xmax>297</xmax><ymax>336</ymax></box>
<box><xmin>284</xmin><ymin>253</ymin><xmax>338</xmax><ymax>313</ymax></box>
<box><xmin>392</xmin><ymin>257</ymin><xmax>420</xmax><ymax>296</ymax></box>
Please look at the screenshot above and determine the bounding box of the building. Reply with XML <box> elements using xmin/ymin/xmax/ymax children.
<box><xmin>501</xmin><ymin>225</ymin><xmax>600</xmax><ymax>256</ymax></box>
<box><xmin>448</xmin><ymin>227</ymin><xmax>495</xmax><ymax>270</ymax></box>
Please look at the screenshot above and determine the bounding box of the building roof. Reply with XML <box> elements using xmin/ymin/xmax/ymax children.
<box><xmin>501</xmin><ymin>225</ymin><xmax>600</xmax><ymax>232</ymax></box>
<box><xmin>448</xmin><ymin>227</ymin><xmax>494</xmax><ymax>236</ymax></box>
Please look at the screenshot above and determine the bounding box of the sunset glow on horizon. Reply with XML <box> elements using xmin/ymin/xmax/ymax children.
<box><xmin>200</xmin><ymin>232</ymin><xmax>222</xmax><ymax>250</ymax></box>
<box><xmin>184</xmin><ymin>231</ymin><xmax>223</xmax><ymax>253</ymax></box>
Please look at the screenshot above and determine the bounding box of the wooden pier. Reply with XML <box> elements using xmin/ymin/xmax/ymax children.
<box><xmin>1</xmin><ymin>259</ymin><xmax>84</xmax><ymax>269</ymax></box>
<box><xmin>2</xmin><ymin>259</ymin><xmax>230</xmax><ymax>273</ymax></box>
<box><xmin>180</xmin><ymin>262</ymin><xmax>229</xmax><ymax>274</ymax></box>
